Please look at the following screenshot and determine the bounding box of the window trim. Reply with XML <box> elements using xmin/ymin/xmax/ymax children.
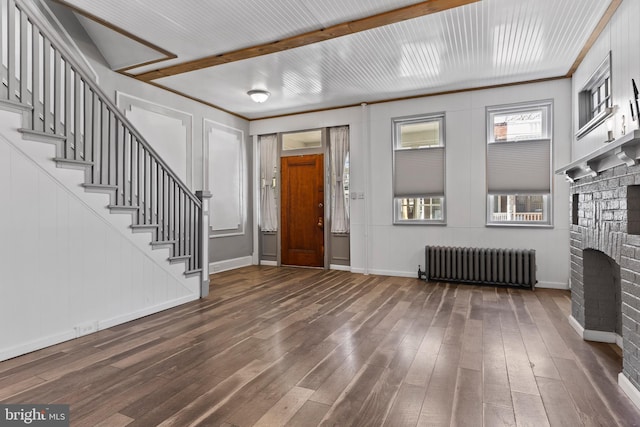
<box><xmin>394</xmin><ymin>197</ymin><xmax>446</xmax><ymax>225</ymax></box>
<box><xmin>576</xmin><ymin>52</ymin><xmax>613</xmax><ymax>140</ymax></box>
<box><xmin>392</xmin><ymin>112</ymin><xmax>446</xmax><ymax>225</ymax></box>
<box><xmin>485</xmin><ymin>100</ymin><xmax>553</xmax><ymax>227</ymax></box>
<box><xmin>394</xmin><ymin>113</ymin><xmax>445</xmax><ymax>150</ymax></box>
<box><xmin>280</xmin><ymin>128</ymin><xmax>324</xmax><ymax>154</ymax></box>
<box><xmin>486</xmin><ymin>101</ymin><xmax>551</xmax><ymax>143</ymax></box>
<box><xmin>486</xmin><ymin>194</ymin><xmax>552</xmax><ymax>228</ymax></box>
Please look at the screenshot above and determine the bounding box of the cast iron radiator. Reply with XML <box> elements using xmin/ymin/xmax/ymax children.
<box><xmin>418</xmin><ymin>246</ymin><xmax>537</xmax><ymax>290</ymax></box>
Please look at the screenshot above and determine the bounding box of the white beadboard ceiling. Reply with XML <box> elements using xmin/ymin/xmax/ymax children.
<box><xmin>52</xmin><ymin>0</ymin><xmax>614</xmax><ymax>119</ymax></box>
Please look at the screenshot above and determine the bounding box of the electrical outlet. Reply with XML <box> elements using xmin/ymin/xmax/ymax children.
<box><xmin>75</xmin><ymin>321</ymin><xmax>98</xmax><ymax>338</ymax></box>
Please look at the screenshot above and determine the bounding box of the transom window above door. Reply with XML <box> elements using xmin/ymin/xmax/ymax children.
<box><xmin>282</xmin><ymin>130</ymin><xmax>322</xmax><ymax>151</ymax></box>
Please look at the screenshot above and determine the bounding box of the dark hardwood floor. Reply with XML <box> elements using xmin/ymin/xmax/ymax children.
<box><xmin>1</xmin><ymin>266</ymin><xmax>639</xmax><ymax>426</ymax></box>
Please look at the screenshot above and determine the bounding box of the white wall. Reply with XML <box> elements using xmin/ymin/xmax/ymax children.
<box><xmin>571</xmin><ymin>0</ymin><xmax>640</xmax><ymax>159</ymax></box>
<box><xmin>251</xmin><ymin>79</ymin><xmax>572</xmax><ymax>288</ymax></box>
<box><xmin>0</xmin><ymin>110</ymin><xmax>199</xmax><ymax>361</ymax></box>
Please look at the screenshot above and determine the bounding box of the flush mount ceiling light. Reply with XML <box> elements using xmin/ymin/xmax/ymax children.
<box><xmin>247</xmin><ymin>89</ymin><xmax>270</xmax><ymax>103</ymax></box>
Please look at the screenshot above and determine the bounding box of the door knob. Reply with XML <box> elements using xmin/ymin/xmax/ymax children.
<box><xmin>317</xmin><ymin>217</ymin><xmax>324</xmax><ymax>228</ymax></box>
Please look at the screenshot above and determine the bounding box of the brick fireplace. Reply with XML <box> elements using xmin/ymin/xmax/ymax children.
<box><xmin>559</xmin><ymin>129</ymin><xmax>640</xmax><ymax>408</ymax></box>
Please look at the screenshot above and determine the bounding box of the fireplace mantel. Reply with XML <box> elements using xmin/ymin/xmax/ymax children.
<box><xmin>556</xmin><ymin>129</ymin><xmax>640</xmax><ymax>182</ymax></box>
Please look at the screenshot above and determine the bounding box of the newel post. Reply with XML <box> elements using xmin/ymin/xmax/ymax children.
<box><xmin>196</xmin><ymin>190</ymin><xmax>212</xmax><ymax>297</ymax></box>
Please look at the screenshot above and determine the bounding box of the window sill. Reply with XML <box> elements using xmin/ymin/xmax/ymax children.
<box><xmin>393</xmin><ymin>220</ymin><xmax>447</xmax><ymax>226</ymax></box>
<box><xmin>576</xmin><ymin>107</ymin><xmax>613</xmax><ymax>140</ymax></box>
<box><xmin>486</xmin><ymin>222</ymin><xmax>553</xmax><ymax>229</ymax></box>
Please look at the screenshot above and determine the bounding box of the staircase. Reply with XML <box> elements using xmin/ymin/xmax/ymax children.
<box><xmin>0</xmin><ymin>0</ymin><xmax>208</xmax><ymax>284</ymax></box>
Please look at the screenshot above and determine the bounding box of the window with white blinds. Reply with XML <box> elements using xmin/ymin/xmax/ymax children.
<box><xmin>486</xmin><ymin>101</ymin><xmax>552</xmax><ymax>226</ymax></box>
<box><xmin>392</xmin><ymin>113</ymin><xmax>445</xmax><ymax>224</ymax></box>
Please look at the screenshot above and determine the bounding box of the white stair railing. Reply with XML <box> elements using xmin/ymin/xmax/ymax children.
<box><xmin>1</xmin><ymin>0</ymin><xmax>207</xmax><ymax>280</ymax></box>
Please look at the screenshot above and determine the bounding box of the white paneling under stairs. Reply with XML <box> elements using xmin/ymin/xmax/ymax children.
<box><xmin>0</xmin><ymin>108</ymin><xmax>199</xmax><ymax>362</ymax></box>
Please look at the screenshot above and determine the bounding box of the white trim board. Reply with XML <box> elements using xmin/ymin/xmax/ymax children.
<box><xmin>536</xmin><ymin>281</ymin><xmax>569</xmax><ymax>290</ymax></box>
<box><xmin>100</xmin><ymin>294</ymin><xmax>199</xmax><ymax>330</ymax></box>
<box><xmin>210</xmin><ymin>256</ymin><xmax>253</xmax><ymax>274</ymax></box>
<box><xmin>619</xmin><ymin>373</ymin><xmax>640</xmax><ymax>412</ymax></box>
<box><xmin>251</xmin><ymin>262</ymin><xmax>350</xmax><ymax>270</ymax></box>
<box><xmin>0</xmin><ymin>330</ymin><xmax>77</xmax><ymax>363</ymax></box>
<box><xmin>568</xmin><ymin>315</ymin><xmax>623</xmax><ymax>347</ymax></box>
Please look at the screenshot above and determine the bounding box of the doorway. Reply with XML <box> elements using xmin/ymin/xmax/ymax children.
<box><xmin>280</xmin><ymin>154</ymin><xmax>324</xmax><ymax>267</ymax></box>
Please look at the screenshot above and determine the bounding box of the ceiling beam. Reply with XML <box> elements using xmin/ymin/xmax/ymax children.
<box><xmin>134</xmin><ymin>0</ymin><xmax>480</xmax><ymax>82</ymax></box>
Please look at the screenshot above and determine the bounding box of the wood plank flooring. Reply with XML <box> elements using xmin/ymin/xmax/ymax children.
<box><xmin>1</xmin><ymin>266</ymin><xmax>639</xmax><ymax>426</ymax></box>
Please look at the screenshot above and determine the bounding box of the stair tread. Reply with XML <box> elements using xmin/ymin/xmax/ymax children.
<box><xmin>1</xmin><ymin>99</ymin><xmax>33</xmax><ymax>112</ymax></box>
<box><xmin>151</xmin><ymin>240</ymin><xmax>176</xmax><ymax>245</ymax></box>
<box><xmin>169</xmin><ymin>255</ymin><xmax>190</xmax><ymax>260</ymax></box>
<box><xmin>108</xmin><ymin>204</ymin><xmax>139</xmax><ymax>210</ymax></box>
<box><xmin>185</xmin><ymin>268</ymin><xmax>203</xmax><ymax>277</ymax></box>
<box><xmin>131</xmin><ymin>223</ymin><xmax>160</xmax><ymax>229</ymax></box>
<box><xmin>83</xmin><ymin>183</ymin><xmax>118</xmax><ymax>190</ymax></box>
<box><xmin>19</xmin><ymin>128</ymin><xmax>66</xmax><ymax>140</ymax></box>
<box><xmin>54</xmin><ymin>157</ymin><xmax>92</xmax><ymax>166</ymax></box>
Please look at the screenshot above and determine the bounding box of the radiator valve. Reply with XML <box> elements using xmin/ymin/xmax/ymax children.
<box><xmin>417</xmin><ymin>265</ymin><xmax>427</xmax><ymax>280</ymax></box>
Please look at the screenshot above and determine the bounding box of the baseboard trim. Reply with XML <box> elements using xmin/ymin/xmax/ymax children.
<box><xmin>259</xmin><ymin>260</ymin><xmax>278</xmax><ymax>266</ymax></box>
<box><xmin>536</xmin><ymin>281</ymin><xmax>569</xmax><ymax>290</ymax></box>
<box><xmin>619</xmin><ymin>372</ymin><xmax>640</xmax><ymax>412</ymax></box>
<box><xmin>210</xmin><ymin>256</ymin><xmax>253</xmax><ymax>274</ymax></box>
<box><xmin>357</xmin><ymin>268</ymin><xmax>568</xmax><ymax>286</ymax></box>
<box><xmin>569</xmin><ymin>315</ymin><xmax>585</xmax><ymax>338</ymax></box>
<box><xmin>0</xmin><ymin>330</ymin><xmax>76</xmax><ymax>363</ymax></box>
<box><xmin>330</xmin><ymin>264</ymin><xmax>351</xmax><ymax>271</ymax></box>
<box><xmin>100</xmin><ymin>294</ymin><xmax>199</xmax><ymax>330</ymax></box>
<box><xmin>368</xmin><ymin>269</ymin><xmax>418</xmax><ymax>278</ymax></box>
<box><xmin>568</xmin><ymin>315</ymin><xmax>622</xmax><ymax>347</ymax></box>
<box><xmin>584</xmin><ymin>329</ymin><xmax>620</xmax><ymax>344</ymax></box>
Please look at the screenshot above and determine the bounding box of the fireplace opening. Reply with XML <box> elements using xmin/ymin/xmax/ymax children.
<box><xmin>582</xmin><ymin>249</ymin><xmax>621</xmax><ymax>337</ymax></box>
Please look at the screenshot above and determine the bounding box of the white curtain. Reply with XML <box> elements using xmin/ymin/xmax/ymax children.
<box><xmin>259</xmin><ymin>134</ymin><xmax>278</xmax><ymax>231</ymax></box>
<box><xmin>330</xmin><ymin>126</ymin><xmax>350</xmax><ymax>233</ymax></box>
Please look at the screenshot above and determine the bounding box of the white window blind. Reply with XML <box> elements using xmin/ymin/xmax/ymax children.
<box><xmin>487</xmin><ymin>139</ymin><xmax>551</xmax><ymax>194</ymax></box>
<box><xmin>394</xmin><ymin>146</ymin><xmax>445</xmax><ymax>197</ymax></box>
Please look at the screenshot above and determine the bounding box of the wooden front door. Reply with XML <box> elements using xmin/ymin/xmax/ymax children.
<box><xmin>281</xmin><ymin>154</ymin><xmax>324</xmax><ymax>267</ymax></box>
